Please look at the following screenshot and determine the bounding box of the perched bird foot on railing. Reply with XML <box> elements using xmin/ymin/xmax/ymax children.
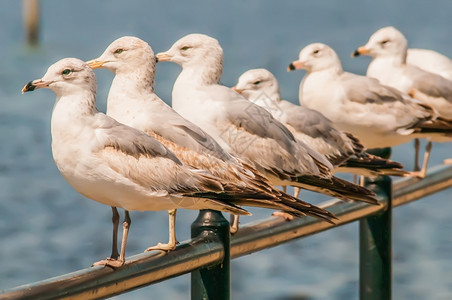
<box><xmin>229</xmin><ymin>214</ymin><xmax>239</xmax><ymax>234</ymax></box>
<box><xmin>409</xmin><ymin>170</ymin><xmax>427</xmax><ymax>179</ymax></box>
<box><xmin>92</xmin><ymin>257</ymin><xmax>124</xmax><ymax>268</ymax></box>
<box><xmin>145</xmin><ymin>241</ymin><xmax>178</xmax><ymax>252</ymax></box>
<box><xmin>271</xmin><ymin>211</ymin><xmax>295</xmax><ymax>221</ymax></box>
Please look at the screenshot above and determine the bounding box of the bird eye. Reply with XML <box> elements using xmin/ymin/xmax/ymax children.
<box><xmin>253</xmin><ymin>80</ymin><xmax>262</xmax><ymax>85</ymax></box>
<box><xmin>313</xmin><ymin>49</ymin><xmax>320</xmax><ymax>55</ymax></box>
<box><xmin>114</xmin><ymin>48</ymin><xmax>124</xmax><ymax>54</ymax></box>
<box><xmin>62</xmin><ymin>69</ymin><xmax>71</xmax><ymax>75</ymax></box>
<box><xmin>181</xmin><ymin>46</ymin><xmax>191</xmax><ymax>51</ymax></box>
<box><xmin>380</xmin><ymin>40</ymin><xmax>390</xmax><ymax>45</ymax></box>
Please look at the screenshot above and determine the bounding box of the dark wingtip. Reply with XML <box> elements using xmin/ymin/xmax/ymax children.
<box><xmin>288</xmin><ymin>63</ymin><xmax>295</xmax><ymax>71</ymax></box>
<box><xmin>155</xmin><ymin>56</ymin><xmax>159</xmax><ymax>63</ymax></box>
<box><xmin>351</xmin><ymin>50</ymin><xmax>361</xmax><ymax>58</ymax></box>
<box><xmin>22</xmin><ymin>81</ymin><xmax>36</xmax><ymax>93</ymax></box>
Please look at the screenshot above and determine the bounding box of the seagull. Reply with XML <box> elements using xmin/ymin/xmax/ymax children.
<box><xmin>353</xmin><ymin>26</ymin><xmax>452</xmax><ymax>168</ymax></box>
<box><xmin>84</xmin><ymin>36</ymin><xmax>334</xmax><ymax>238</ymax></box>
<box><xmin>156</xmin><ymin>33</ymin><xmax>378</xmax><ymax>204</ymax></box>
<box><xmin>351</xmin><ymin>30</ymin><xmax>452</xmax><ymax>81</ymax></box>
<box><xmin>288</xmin><ymin>42</ymin><xmax>452</xmax><ymax>178</ymax></box>
<box><xmin>232</xmin><ymin>68</ymin><xmax>408</xmax><ymax>178</ymax></box>
<box><xmin>352</xmin><ymin>26</ymin><xmax>452</xmax><ymax>120</ymax></box>
<box><xmin>22</xmin><ymin>58</ymin><xmax>336</xmax><ymax>267</ymax></box>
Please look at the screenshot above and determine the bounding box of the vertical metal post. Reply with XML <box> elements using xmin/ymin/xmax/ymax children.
<box><xmin>23</xmin><ymin>0</ymin><xmax>40</xmax><ymax>46</ymax></box>
<box><xmin>191</xmin><ymin>210</ymin><xmax>230</xmax><ymax>300</ymax></box>
<box><xmin>360</xmin><ymin>148</ymin><xmax>392</xmax><ymax>300</ymax></box>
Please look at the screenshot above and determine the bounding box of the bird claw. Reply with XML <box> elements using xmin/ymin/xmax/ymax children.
<box><xmin>443</xmin><ymin>159</ymin><xmax>452</xmax><ymax>165</ymax></box>
<box><xmin>145</xmin><ymin>242</ymin><xmax>177</xmax><ymax>252</ymax></box>
<box><xmin>409</xmin><ymin>170</ymin><xmax>426</xmax><ymax>179</ymax></box>
<box><xmin>92</xmin><ymin>257</ymin><xmax>124</xmax><ymax>268</ymax></box>
<box><xmin>230</xmin><ymin>224</ymin><xmax>239</xmax><ymax>234</ymax></box>
<box><xmin>272</xmin><ymin>211</ymin><xmax>295</xmax><ymax>221</ymax></box>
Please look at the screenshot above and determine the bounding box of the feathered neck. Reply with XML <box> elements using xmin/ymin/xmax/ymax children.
<box><xmin>176</xmin><ymin>53</ymin><xmax>223</xmax><ymax>86</ymax></box>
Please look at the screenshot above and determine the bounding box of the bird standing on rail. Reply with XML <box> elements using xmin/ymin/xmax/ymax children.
<box><xmin>289</xmin><ymin>42</ymin><xmax>452</xmax><ymax>178</ymax></box>
<box><xmin>233</xmin><ymin>68</ymin><xmax>408</xmax><ymax>178</ymax></box>
<box><xmin>86</xmin><ymin>36</ymin><xmax>334</xmax><ymax>237</ymax></box>
<box><xmin>22</xmin><ymin>58</ymin><xmax>336</xmax><ymax>267</ymax></box>
<box><xmin>353</xmin><ymin>26</ymin><xmax>452</xmax><ymax>169</ymax></box>
<box><xmin>156</xmin><ymin>33</ymin><xmax>378</xmax><ymax>204</ymax></box>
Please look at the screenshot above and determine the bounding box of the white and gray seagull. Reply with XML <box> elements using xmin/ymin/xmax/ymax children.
<box><xmin>353</xmin><ymin>26</ymin><xmax>452</xmax><ymax>120</ymax></box>
<box><xmin>233</xmin><ymin>68</ymin><xmax>408</xmax><ymax>178</ymax></box>
<box><xmin>22</xmin><ymin>58</ymin><xmax>335</xmax><ymax>267</ymax></box>
<box><xmin>156</xmin><ymin>34</ymin><xmax>378</xmax><ymax>204</ymax></box>
<box><xmin>353</xmin><ymin>27</ymin><xmax>452</xmax><ymax>168</ymax></box>
<box><xmin>85</xmin><ymin>36</ymin><xmax>333</xmax><ymax>237</ymax></box>
<box><xmin>352</xmin><ymin>27</ymin><xmax>452</xmax><ymax>81</ymax></box>
<box><xmin>289</xmin><ymin>42</ymin><xmax>452</xmax><ymax>178</ymax></box>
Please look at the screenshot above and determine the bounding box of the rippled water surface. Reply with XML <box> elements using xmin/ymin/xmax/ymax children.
<box><xmin>1</xmin><ymin>1</ymin><xmax>452</xmax><ymax>299</ymax></box>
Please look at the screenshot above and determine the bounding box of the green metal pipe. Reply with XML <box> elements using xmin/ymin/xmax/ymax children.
<box><xmin>191</xmin><ymin>210</ymin><xmax>230</xmax><ymax>300</ymax></box>
<box><xmin>360</xmin><ymin>175</ymin><xmax>392</xmax><ymax>300</ymax></box>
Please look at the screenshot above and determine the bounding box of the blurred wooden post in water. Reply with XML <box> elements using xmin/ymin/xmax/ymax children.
<box><xmin>23</xmin><ymin>0</ymin><xmax>40</xmax><ymax>45</ymax></box>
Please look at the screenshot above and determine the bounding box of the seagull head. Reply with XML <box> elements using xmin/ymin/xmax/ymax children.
<box><xmin>86</xmin><ymin>36</ymin><xmax>156</xmax><ymax>75</ymax></box>
<box><xmin>289</xmin><ymin>43</ymin><xmax>342</xmax><ymax>74</ymax></box>
<box><xmin>156</xmin><ymin>34</ymin><xmax>223</xmax><ymax>68</ymax></box>
<box><xmin>156</xmin><ymin>34</ymin><xmax>224</xmax><ymax>85</ymax></box>
<box><xmin>353</xmin><ymin>26</ymin><xmax>408</xmax><ymax>59</ymax></box>
<box><xmin>233</xmin><ymin>68</ymin><xmax>280</xmax><ymax>102</ymax></box>
<box><xmin>22</xmin><ymin>58</ymin><xmax>96</xmax><ymax>97</ymax></box>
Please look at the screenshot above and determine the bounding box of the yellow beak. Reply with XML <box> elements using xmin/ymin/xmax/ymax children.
<box><xmin>22</xmin><ymin>79</ymin><xmax>53</xmax><ymax>93</ymax></box>
<box><xmin>232</xmin><ymin>86</ymin><xmax>242</xmax><ymax>94</ymax></box>
<box><xmin>287</xmin><ymin>60</ymin><xmax>305</xmax><ymax>72</ymax></box>
<box><xmin>86</xmin><ymin>59</ymin><xmax>107</xmax><ymax>69</ymax></box>
<box><xmin>156</xmin><ymin>52</ymin><xmax>172</xmax><ymax>62</ymax></box>
<box><xmin>352</xmin><ymin>46</ymin><xmax>370</xmax><ymax>57</ymax></box>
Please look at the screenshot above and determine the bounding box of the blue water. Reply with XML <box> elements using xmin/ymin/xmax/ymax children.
<box><xmin>1</xmin><ymin>1</ymin><xmax>452</xmax><ymax>299</ymax></box>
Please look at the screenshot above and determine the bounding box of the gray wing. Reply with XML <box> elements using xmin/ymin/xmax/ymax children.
<box><xmin>341</xmin><ymin>72</ymin><xmax>435</xmax><ymax>122</ymax></box>
<box><xmin>279</xmin><ymin>100</ymin><xmax>362</xmax><ymax>165</ymax></box>
<box><xmin>87</xmin><ymin>113</ymin><xmax>231</xmax><ymax>197</ymax></box>
<box><xmin>147</xmin><ymin>100</ymin><xmax>235</xmax><ymax>162</ymax></box>
<box><xmin>407</xmin><ymin>65</ymin><xmax>452</xmax><ymax>101</ymax></box>
<box><xmin>281</xmin><ymin>101</ymin><xmax>343</xmax><ymax>142</ymax></box>
<box><xmin>174</xmin><ymin>123</ymin><xmax>234</xmax><ymax>160</ymax></box>
<box><xmin>342</xmin><ymin>73</ymin><xmax>404</xmax><ymax>104</ymax></box>
<box><xmin>94</xmin><ymin>114</ymin><xmax>182</xmax><ymax>164</ymax></box>
<box><xmin>217</xmin><ymin>89</ymin><xmax>330</xmax><ymax>177</ymax></box>
<box><xmin>225</xmin><ymin>95</ymin><xmax>297</xmax><ymax>154</ymax></box>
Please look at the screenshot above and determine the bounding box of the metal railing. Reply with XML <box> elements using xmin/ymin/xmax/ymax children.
<box><xmin>2</xmin><ymin>163</ymin><xmax>452</xmax><ymax>300</ymax></box>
